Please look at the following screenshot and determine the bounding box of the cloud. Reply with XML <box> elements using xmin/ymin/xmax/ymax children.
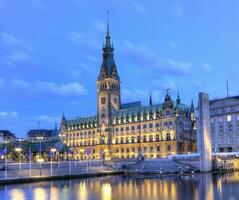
<box><xmin>171</xmin><ymin>2</ymin><xmax>183</xmax><ymax>16</ymax></box>
<box><xmin>122</xmin><ymin>40</ymin><xmax>192</xmax><ymax>76</ymax></box>
<box><xmin>0</xmin><ymin>78</ymin><xmax>87</xmax><ymax>97</ymax></box>
<box><xmin>0</xmin><ymin>32</ymin><xmax>32</xmax><ymax>66</ymax></box>
<box><xmin>70</xmin><ymin>32</ymin><xmax>85</xmax><ymax>45</ymax></box>
<box><xmin>0</xmin><ymin>78</ymin><xmax>4</xmax><ymax>87</ymax></box>
<box><xmin>36</xmin><ymin>81</ymin><xmax>87</xmax><ymax>96</ymax></box>
<box><xmin>0</xmin><ymin>111</ymin><xmax>18</xmax><ymax>118</ymax></box>
<box><xmin>201</xmin><ymin>62</ymin><xmax>212</xmax><ymax>72</ymax></box>
<box><xmin>133</xmin><ymin>1</ymin><xmax>147</xmax><ymax>14</ymax></box>
<box><xmin>122</xmin><ymin>88</ymin><xmax>148</xmax><ymax>102</ymax></box>
<box><xmin>169</xmin><ymin>41</ymin><xmax>178</xmax><ymax>49</ymax></box>
<box><xmin>6</xmin><ymin>50</ymin><xmax>30</xmax><ymax>63</ymax></box>
<box><xmin>93</xmin><ymin>20</ymin><xmax>105</xmax><ymax>33</ymax></box>
<box><xmin>69</xmin><ymin>31</ymin><xmax>101</xmax><ymax>51</ymax></box>
<box><xmin>0</xmin><ymin>32</ymin><xmax>32</xmax><ymax>50</ymax></box>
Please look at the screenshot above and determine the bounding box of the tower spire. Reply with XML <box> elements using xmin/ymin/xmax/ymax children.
<box><xmin>105</xmin><ymin>11</ymin><xmax>111</xmax><ymax>48</ymax></box>
<box><xmin>107</xmin><ymin>11</ymin><xmax>110</xmax><ymax>36</ymax></box>
<box><xmin>176</xmin><ymin>85</ymin><xmax>181</xmax><ymax>105</ymax></box>
<box><xmin>149</xmin><ymin>93</ymin><xmax>152</xmax><ymax>106</ymax></box>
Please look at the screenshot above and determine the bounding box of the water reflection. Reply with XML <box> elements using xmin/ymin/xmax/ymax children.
<box><xmin>10</xmin><ymin>188</ymin><xmax>25</xmax><ymax>200</ymax></box>
<box><xmin>2</xmin><ymin>172</ymin><xmax>239</xmax><ymax>200</ymax></box>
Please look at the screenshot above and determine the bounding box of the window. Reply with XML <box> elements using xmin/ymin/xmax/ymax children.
<box><xmin>227</xmin><ymin>115</ymin><xmax>232</xmax><ymax>122</ymax></box>
<box><xmin>143</xmin><ymin>135</ymin><xmax>147</xmax><ymax>142</ymax></box>
<box><xmin>137</xmin><ymin>136</ymin><xmax>140</xmax><ymax>142</ymax></box>
<box><xmin>131</xmin><ymin>126</ymin><xmax>135</xmax><ymax>130</ymax></box>
<box><xmin>166</xmin><ymin>133</ymin><xmax>171</xmax><ymax>141</ymax></box>
<box><xmin>149</xmin><ymin>135</ymin><xmax>153</xmax><ymax>142</ymax></box>
<box><xmin>156</xmin><ymin>134</ymin><xmax>159</xmax><ymax>141</ymax></box>
<box><xmin>167</xmin><ymin>144</ymin><xmax>171</xmax><ymax>151</ymax></box>
<box><xmin>121</xmin><ymin>148</ymin><xmax>124</xmax><ymax>153</ymax></box>
<box><xmin>120</xmin><ymin>127</ymin><xmax>124</xmax><ymax>131</ymax></box>
<box><xmin>155</xmin><ymin>123</ymin><xmax>160</xmax><ymax>127</ymax></box>
<box><xmin>115</xmin><ymin>128</ymin><xmax>118</xmax><ymax>132</ymax></box>
<box><xmin>157</xmin><ymin>146</ymin><xmax>160</xmax><ymax>152</ymax></box>
<box><xmin>144</xmin><ymin>147</ymin><xmax>147</xmax><ymax>152</ymax></box>
<box><xmin>143</xmin><ymin>124</ymin><xmax>147</xmax><ymax>129</ymax></box>
<box><xmin>149</xmin><ymin>124</ymin><xmax>153</xmax><ymax>128</ymax></box>
<box><xmin>101</xmin><ymin>97</ymin><xmax>106</xmax><ymax>104</ymax></box>
<box><xmin>126</xmin><ymin>127</ymin><xmax>129</xmax><ymax>131</ymax></box>
<box><xmin>126</xmin><ymin>137</ymin><xmax>129</xmax><ymax>143</ymax></box>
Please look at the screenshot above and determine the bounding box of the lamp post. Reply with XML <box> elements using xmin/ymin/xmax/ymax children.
<box><xmin>50</xmin><ymin>148</ymin><xmax>56</xmax><ymax>175</ymax></box>
<box><xmin>37</xmin><ymin>158</ymin><xmax>44</xmax><ymax>176</ymax></box>
<box><xmin>15</xmin><ymin>146</ymin><xmax>22</xmax><ymax>171</ymax></box>
<box><xmin>67</xmin><ymin>150</ymin><xmax>72</xmax><ymax>175</ymax></box>
<box><xmin>37</xmin><ymin>136</ymin><xmax>44</xmax><ymax>176</ymax></box>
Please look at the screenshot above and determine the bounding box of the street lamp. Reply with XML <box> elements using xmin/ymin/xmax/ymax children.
<box><xmin>37</xmin><ymin>158</ymin><xmax>44</xmax><ymax>176</ymax></box>
<box><xmin>67</xmin><ymin>150</ymin><xmax>72</xmax><ymax>174</ymax></box>
<box><xmin>37</xmin><ymin>136</ymin><xmax>44</xmax><ymax>176</ymax></box>
<box><xmin>15</xmin><ymin>146</ymin><xmax>22</xmax><ymax>171</ymax></box>
<box><xmin>50</xmin><ymin>148</ymin><xmax>56</xmax><ymax>176</ymax></box>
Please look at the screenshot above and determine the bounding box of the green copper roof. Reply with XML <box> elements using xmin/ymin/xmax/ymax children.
<box><xmin>65</xmin><ymin>101</ymin><xmax>190</xmax><ymax>127</ymax></box>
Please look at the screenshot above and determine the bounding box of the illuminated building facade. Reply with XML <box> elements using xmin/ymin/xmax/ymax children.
<box><xmin>210</xmin><ymin>96</ymin><xmax>239</xmax><ymax>152</ymax></box>
<box><xmin>60</xmin><ymin>19</ymin><xmax>196</xmax><ymax>160</ymax></box>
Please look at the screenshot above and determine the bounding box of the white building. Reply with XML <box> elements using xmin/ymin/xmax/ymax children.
<box><xmin>210</xmin><ymin>96</ymin><xmax>239</xmax><ymax>152</ymax></box>
<box><xmin>0</xmin><ymin>130</ymin><xmax>16</xmax><ymax>144</ymax></box>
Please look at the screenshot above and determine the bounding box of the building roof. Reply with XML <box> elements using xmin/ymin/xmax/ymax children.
<box><xmin>0</xmin><ymin>130</ymin><xmax>16</xmax><ymax>138</ymax></box>
<box><xmin>210</xmin><ymin>95</ymin><xmax>239</xmax><ymax>104</ymax></box>
<box><xmin>65</xmin><ymin>101</ymin><xmax>190</xmax><ymax>127</ymax></box>
<box><xmin>27</xmin><ymin>129</ymin><xmax>59</xmax><ymax>138</ymax></box>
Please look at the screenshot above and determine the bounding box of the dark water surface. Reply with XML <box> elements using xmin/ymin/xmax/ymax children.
<box><xmin>1</xmin><ymin>172</ymin><xmax>239</xmax><ymax>200</ymax></box>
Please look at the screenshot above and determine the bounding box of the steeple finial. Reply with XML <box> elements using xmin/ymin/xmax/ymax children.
<box><xmin>176</xmin><ymin>85</ymin><xmax>181</xmax><ymax>105</ymax></box>
<box><xmin>107</xmin><ymin>11</ymin><xmax>110</xmax><ymax>36</ymax></box>
<box><xmin>149</xmin><ymin>93</ymin><xmax>152</xmax><ymax>105</ymax></box>
<box><xmin>104</xmin><ymin>11</ymin><xmax>111</xmax><ymax>48</ymax></box>
<box><xmin>190</xmin><ymin>99</ymin><xmax>195</xmax><ymax>112</ymax></box>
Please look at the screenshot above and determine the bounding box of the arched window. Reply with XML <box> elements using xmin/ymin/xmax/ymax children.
<box><xmin>166</xmin><ymin>133</ymin><xmax>171</xmax><ymax>141</ymax></box>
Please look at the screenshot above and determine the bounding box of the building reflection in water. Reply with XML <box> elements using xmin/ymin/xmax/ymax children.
<box><xmin>3</xmin><ymin>173</ymin><xmax>239</xmax><ymax>200</ymax></box>
<box><xmin>101</xmin><ymin>183</ymin><xmax>112</xmax><ymax>200</ymax></box>
<box><xmin>199</xmin><ymin>174</ymin><xmax>214</xmax><ymax>200</ymax></box>
<box><xmin>78</xmin><ymin>181</ymin><xmax>88</xmax><ymax>200</ymax></box>
<box><xmin>10</xmin><ymin>188</ymin><xmax>26</xmax><ymax>200</ymax></box>
<box><xmin>34</xmin><ymin>188</ymin><xmax>47</xmax><ymax>200</ymax></box>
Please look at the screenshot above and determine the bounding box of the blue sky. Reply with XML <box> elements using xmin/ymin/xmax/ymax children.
<box><xmin>1</xmin><ymin>0</ymin><xmax>239</xmax><ymax>137</ymax></box>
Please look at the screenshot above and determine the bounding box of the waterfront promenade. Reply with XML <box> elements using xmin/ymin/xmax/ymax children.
<box><xmin>0</xmin><ymin>160</ymin><xmax>120</xmax><ymax>184</ymax></box>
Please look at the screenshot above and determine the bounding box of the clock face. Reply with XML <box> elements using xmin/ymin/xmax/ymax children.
<box><xmin>111</xmin><ymin>97</ymin><xmax>118</xmax><ymax>110</ymax></box>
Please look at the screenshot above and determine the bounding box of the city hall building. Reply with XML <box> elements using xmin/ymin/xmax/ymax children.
<box><xmin>60</xmin><ymin>21</ymin><xmax>196</xmax><ymax>160</ymax></box>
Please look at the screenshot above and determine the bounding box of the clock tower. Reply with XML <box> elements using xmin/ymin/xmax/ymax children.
<box><xmin>97</xmin><ymin>13</ymin><xmax>120</xmax><ymax>131</ymax></box>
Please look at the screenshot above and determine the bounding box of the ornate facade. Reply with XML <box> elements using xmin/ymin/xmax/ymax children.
<box><xmin>60</xmin><ymin>19</ymin><xmax>196</xmax><ymax>160</ymax></box>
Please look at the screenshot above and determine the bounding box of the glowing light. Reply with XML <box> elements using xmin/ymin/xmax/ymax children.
<box><xmin>10</xmin><ymin>189</ymin><xmax>26</xmax><ymax>200</ymax></box>
<box><xmin>34</xmin><ymin>188</ymin><xmax>47</xmax><ymax>200</ymax></box>
<box><xmin>101</xmin><ymin>183</ymin><xmax>112</xmax><ymax>200</ymax></box>
<box><xmin>37</xmin><ymin>158</ymin><xmax>44</xmax><ymax>163</ymax></box>
<box><xmin>15</xmin><ymin>147</ymin><xmax>22</xmax><ymax>152</ymax></box>
<box><xmin>78</xmin><ymin>182</ymin><xmax>88</xmax><ymax>200</ymax></box>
